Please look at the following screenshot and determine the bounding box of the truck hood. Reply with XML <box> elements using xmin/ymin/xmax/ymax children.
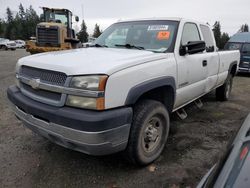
<box><xmin>17</xmin><ymin>48</ymin><xmax>166</xmax><ymax>75</ymax></box>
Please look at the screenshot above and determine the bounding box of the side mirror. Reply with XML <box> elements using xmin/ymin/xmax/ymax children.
<box><xmin>180</xmin><ymin>41</ymin><xmax>206</xmax><ymax>56</ymax></box>
<box><xmin>75</xmin><ymin>16</ymin><xmax>79</xmax><ymax>22</ymax></box>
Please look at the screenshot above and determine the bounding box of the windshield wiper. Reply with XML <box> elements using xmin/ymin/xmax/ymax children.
<box><xmin>90</xmin><ymin>43</ymin><xmax>108</xmax><ymax>48</ymax></box>
<box><xmin>115</xmin><ymin>44</ymin><xmax>145</xmax><ymax>50</ymax></box>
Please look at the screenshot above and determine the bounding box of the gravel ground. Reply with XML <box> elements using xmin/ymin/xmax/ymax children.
<box><xmin>0</xmin><ymin>49</ymin><xmax>250</xmax><ymax>188</ymax></box>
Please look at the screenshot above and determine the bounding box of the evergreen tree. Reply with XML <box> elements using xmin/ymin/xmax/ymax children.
<box><xmin>24</xmin><ymin>5</ymin><xmax>39</xmax><ymax>39</ymax></box>
<box><xmin>0</xmin><ymin>19</ymin><xmax>5</xmax><ymax>37</ymax></box>
<box><xmin>93</xmin><ymin>24</ymin><xmax>102</xmax><ymax>38</ymax></box>
<box><xmin>212</xmin><ymin>21</ymin><xmax>221</xmax><ymax>49</ymax></box>
<box><xmin>2</xmin><ymin>5</ymin><xmax>39</xmax><ymax>40</ymax></box>
<box><xmin>220</xmin><ymin>32</ymin><xmax>230</xmax><ymax>49</ymax></box>
<box><xmin>18</xmin><ymin>3</ymin><xmax>25</xmax><ymax>20</ymax></box>
<box><xmin>5</xmin><ymin>7</ymin><xmax>14</xmax><ymax>39</ymax></box>
<box><xmin>239</xmin><ymin>24</ymin><xmax>249</xmax><ymax>33</ymax></box>
<box><xmin>77</xmin><ymin>20</ymin><xmax>89</xmax><ymax>42</ymax></box>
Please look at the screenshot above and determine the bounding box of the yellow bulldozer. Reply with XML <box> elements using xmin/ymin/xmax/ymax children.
<box><xmin>26</xmin><ymin>7</ymin><xmax>81</xmax><ymax>54</ymax></box>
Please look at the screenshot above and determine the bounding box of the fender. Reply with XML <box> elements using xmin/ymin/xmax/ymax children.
<box><xmin>125</xmin><ymin>76</ymin><xmax>176</xmax><ymax>107</ymax></box>
<box><xmin>228</xmin><ymin>60</ymin><xmax>238</xmax><ymax>76</ymax></box>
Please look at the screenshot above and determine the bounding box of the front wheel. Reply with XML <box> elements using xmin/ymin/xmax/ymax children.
<box><xmin>125</xmin><ymin>100</ymin><xmax>170</xmax><ymax>166</ymax></box>
<box><xmin>216</xmin><ymin>74</ymin><xmax>233</xmax><ymax>101</ymax></box>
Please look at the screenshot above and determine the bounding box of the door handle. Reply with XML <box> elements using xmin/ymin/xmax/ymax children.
<box><xmin>202</xmin><ymin>60</ymin><xmax>207</xmax><ymax>67</ymax></box>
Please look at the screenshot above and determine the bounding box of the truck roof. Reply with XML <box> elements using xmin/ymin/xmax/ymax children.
<box><xmin>229</xmin><ymin>32</ymin><xmax>250</xmax><ymax>43</ymax></box>
<box><xmin>117</xmin><ymin>17</ymin><xmax>210</xmax><ymax>27</ymax></box>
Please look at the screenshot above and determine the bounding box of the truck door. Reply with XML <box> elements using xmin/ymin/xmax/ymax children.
<box><xmin>200</xmin><ymin>25</ymin><xmax>220</xmax><ymax>93</ymax></box>
<box><xmin>174</xmin><ymin>22</ymin><xmax>208</xmax><ymax>108</ymax></box>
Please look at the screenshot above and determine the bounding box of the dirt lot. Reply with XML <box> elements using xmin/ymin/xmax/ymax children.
<box><xmin>0</xmin><ymin>49</ymin><xmax>250</xmax><ymax>188</ymax></box>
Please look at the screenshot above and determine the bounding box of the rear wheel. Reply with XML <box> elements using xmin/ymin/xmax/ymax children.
<box><xmin>125</xmin><ymin>100</ymin><xmax>170</xmax><ymax>166</ymax></box>
<box><xmin>216</xmin><ymin>74</ymin><xmax>233</xmax><ymax>101</ymax></box>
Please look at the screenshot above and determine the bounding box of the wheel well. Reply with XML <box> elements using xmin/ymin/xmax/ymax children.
<box><xmin>135</xmin><ymin>86</ymin><xmax>175</xmax><ymax>113</ymax></box>
<box><xmin>230</xmin><ymin>64</ymin><xmax>237</xmax><ymax>77</ymax></box>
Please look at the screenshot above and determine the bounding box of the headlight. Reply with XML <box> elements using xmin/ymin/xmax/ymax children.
<box><xmin>66</xmin><ymin>95</ymin><xmax>104</xmax><ymax>110</ymax></box>
<box><xmin>70</xmin><ymin>75</ymin><xmax>108</xmax><ymax>91</ymax></box>
<box><xmin>67</xmin><ymin>75</ymin><xmax>108</xmax><ymax>110</ymax></box>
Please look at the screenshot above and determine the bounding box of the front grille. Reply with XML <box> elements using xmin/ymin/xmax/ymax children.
<box><xmin>19</xmin><ymin>66</ymin><xmax>67</xmax><ymax>106</ymax></box>
<box><xmin>22</xmin><ymin>83</ymin><xmax>62</xmax><ymax>101</ymax></box>
<box><xmin>37</xmin><ymin>26</ymin><xmax>59</xmax><ymax>46</ymax></box>
<box><xmin>20</xmin><ymin>66</ymin><xmax>67</xmax><ymax>86</ymax></box>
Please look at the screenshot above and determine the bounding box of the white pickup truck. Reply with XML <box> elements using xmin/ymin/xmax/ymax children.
<box><xmin>0</xmin><ymin>38</ymin><xmax>17</xmax><ymax>50</ymax></box>
<box><xmin>7</xmin><ymin>18</ymin><xmax>240</xmax><ymax>165</ymax></box>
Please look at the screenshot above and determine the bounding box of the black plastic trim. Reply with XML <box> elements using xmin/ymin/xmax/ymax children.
<box><xmin>7</xmin><ymin>86</ymin><xmax>133</xmax><ymax>132</ymax></box>
<box><xmin>125</xmin><ymin>76</ymin><xmax>176</xmax><ymax>106</ymax></box>
<box><xmin>229</xmin><ymin>61</ymin><xmax>238</xmax><ymax>76</ymax></box>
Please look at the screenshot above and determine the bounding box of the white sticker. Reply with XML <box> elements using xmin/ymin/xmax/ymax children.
<box><xmin>148</xmin><ymin>25</ymin><xmax>169</xmax><ymax>31</ymax></box>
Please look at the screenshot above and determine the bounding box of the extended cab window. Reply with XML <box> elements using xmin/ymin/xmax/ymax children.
<box><xmin>200</xmin><ymin>25</ymin><xmax>215</xmax><ymax>52</ymax></box>
<box><xmin>181</xmin><ymin>23</ymin><xmax>201</xmax><ymax>45</ymax></box>
<box><xmin>94</xmin><ymin>20</ymin><xmax>179</xmax><ymax>53</ymax></box>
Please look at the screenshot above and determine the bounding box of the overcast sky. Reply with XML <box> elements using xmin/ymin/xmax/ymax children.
<box><xmin>0</xmin><ymin>0</ymin><xmax>249</xmax><ymax>35</ymax></box>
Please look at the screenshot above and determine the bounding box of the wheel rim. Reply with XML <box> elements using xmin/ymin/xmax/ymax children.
<box><xmin>142</xmin><ymin>116</ymin><xmax>163</xmax><ymax>153</ymax></box>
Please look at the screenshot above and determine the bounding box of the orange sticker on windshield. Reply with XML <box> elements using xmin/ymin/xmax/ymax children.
<box><xmin>157</xmin><ymin>31</ymin><xmax>170</xmax><ymax>40</ymax></box>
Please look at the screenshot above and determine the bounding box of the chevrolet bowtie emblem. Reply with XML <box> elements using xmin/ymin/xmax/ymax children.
<box><xmin>29</xmin><ymin>78</ymin><xmax>40</xmax><ymax>90</ymax></box>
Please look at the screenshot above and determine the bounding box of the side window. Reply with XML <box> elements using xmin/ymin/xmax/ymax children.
<box><xmin>181</xmin><ymin>23</ymin><xmax>201</xmax><ymax>45</ymax></box>
<box><xmin>200</xmin><ymin>25</ymin><xmax>215</xmax><ymax>52</ymax></box>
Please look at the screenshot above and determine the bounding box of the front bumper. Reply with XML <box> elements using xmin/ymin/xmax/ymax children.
<box><xmin>7</xmin><ymin>86</ymin><xmax>133</xmax><ymax>155</ymax></box>
<box><xmin>238</xmin><ymin>67</ymin><xmax>250</xmax><ymax>73</ymax></box>
<box><xmin>6</xmin><ymin>45</ymin><xmax>17</xmax><ymax>49</ymax></box>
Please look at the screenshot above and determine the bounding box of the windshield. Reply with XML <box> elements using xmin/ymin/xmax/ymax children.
<box><xmin>94</xmin><ymin>20</ymin><xmax>179</xmax><ymax>53</ymax></box>
<box><xmin>44</xmin><ymin>10</ymin><xmax>68</xmax><ymax>26</ymax></box>
<box><xmin>242</xmin><ymin>43</ymin><xmax>250</xmax><ymax>54</ymax></box>
<box><xmin>224</xmin><ymin>42</ymin><xmax>242</xmax><ymax>50</ymax></box>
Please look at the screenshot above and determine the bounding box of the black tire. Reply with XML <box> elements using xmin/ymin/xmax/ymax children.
<box><xmin>4</xmin><ymin>46</ymin><xmax>8</xmax><ymax>51</ymax></box>
<box><xmin>125</xmin><ymin>100</ymin><xmax>170</xmax><ymax>166</ymax></box>
<box><xmin>216</xmin><ymin>74</ymin><xmax>233</xmax><ymax>101</ymax></box>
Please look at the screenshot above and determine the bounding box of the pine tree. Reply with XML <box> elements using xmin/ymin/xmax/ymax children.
<box><xmin>77</xmin><ymin>20</ymin><xmax>89</xmax><ymax>42</ymax></box>
<box><xmin>5</xmin><ymin>7</ymin><xmax>14</xmax><ymax>39</ymax></box>
<box><xmin>18</xmin><ymin>3</ymin><xmax>25</xmax><ymax>20</ymax></box>
<box><xmin>239</xmin><ymin>24</ymin><xmax>249</xmax><ymax>33</ymax></box>
<box><xmin>93</xmin><ymin>24</ymin><xmax>102</xmax><ymax>38</ymax></box>
<box><xmin>220</xmin><ymin>32</ymin><xmax>230</xmax><ymax>49</ymax></box>
<box><xmin>212</xmin><ymin>21</ymin><xmax>221</xmax><ymax>49</ymax></box>
<box><xmin>24</xmin><ymin>5</ymin><xmax>39</xmax><ymax>39</ymax></box>
<box><xmin>0</xmin><ymin>19</ymin><xmax>5</xmax><ymax>37</ymax></box>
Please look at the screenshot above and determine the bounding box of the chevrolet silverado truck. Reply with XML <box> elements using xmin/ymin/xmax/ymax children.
<box><xmin>7</xmin><ymin>18</ymin><xmax>240</xmax><ymax>165</ymax></box>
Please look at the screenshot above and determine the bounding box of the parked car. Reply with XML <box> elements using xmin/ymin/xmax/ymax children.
<box><xmin>83</xmin><ymin>37</ymin><xmax>96</xmax><ymax>47</ymax></box>
<box><xmin>7</xmin><ymin>18</ymin><xmax>240</xmax><ymax>165</ymax></box>
<box><xmin>15</xmin><ymin>40</ymin><xmax>26</xmax><ymax>48</ymax></box>
<box><xmin>197</xmin><ymin>114</ymin><xmax>250</xmax><ymax>188</ymax></box>
<box><xmin>0</xmin><ymin>38</ymin><xmax>17</xmax><ymax>50</ymax></box>
<box><xmin>224</xmin><ymin>32</ymin><xmax>250</xmax><ymax>73</ymax></box>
